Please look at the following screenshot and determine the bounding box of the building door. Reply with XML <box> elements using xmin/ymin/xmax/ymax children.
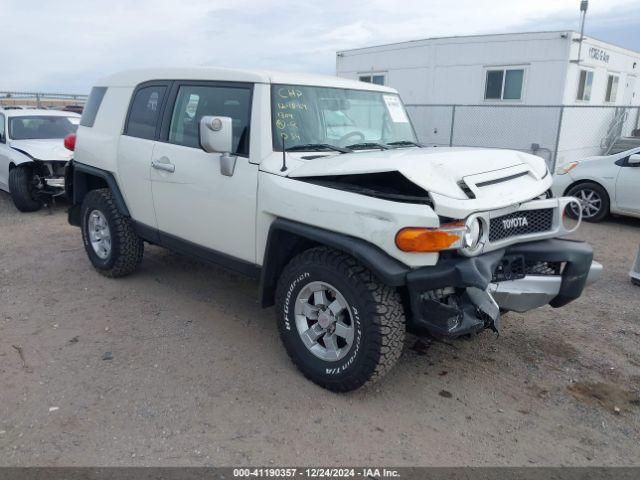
<box><xmin>623</xmin><ymin>75</ymin><xmax>636</xmax><ymax>105</ymax></box>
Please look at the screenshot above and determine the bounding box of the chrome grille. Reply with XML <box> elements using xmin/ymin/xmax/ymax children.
<box><xmin>489</xmin><ymin>209</ymin><xmax>554</xmax><ymax>242</ymax></box>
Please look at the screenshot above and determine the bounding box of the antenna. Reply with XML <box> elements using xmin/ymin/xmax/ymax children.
<box><xmin>577</xmin><ymin>0</ymin><xmax>588</xmax><ymax>64</ymax></box>
<box><xmin>280</xmin><ymin>133</ymin><xmax>287</xmax><ymax>172</ymax></box>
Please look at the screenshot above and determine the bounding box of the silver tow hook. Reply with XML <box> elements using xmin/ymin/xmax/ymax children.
<box><xmin>466</xmin><ymin>286</ymin><xmax>501</xmax><ymax>334</ymax></box>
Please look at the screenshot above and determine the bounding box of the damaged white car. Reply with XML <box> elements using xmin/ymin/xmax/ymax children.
<box><xmin>0</xmin><ymin>109</ymin><xmax>79</xmax><ymax>211</ymax></box>
<box><xmin>64</xmin><ymin>68</ymin><xmax>602</xmax><ymax>391</ymax></box>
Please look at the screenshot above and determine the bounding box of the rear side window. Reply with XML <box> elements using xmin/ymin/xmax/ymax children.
<box><xmin>80</xmin><ymin>87</ymin><xmax>107</xmax><ymax>127</ymax></box>
<box><xmin>125</xmin><ymin>85</ymin><xmax>167</xmax><ymax>140</ymax></box>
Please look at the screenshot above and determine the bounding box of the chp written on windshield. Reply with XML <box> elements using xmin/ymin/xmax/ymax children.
<box><xmin>274</xmin><ymin>86</ymin><xmax>307</xmax><ymax>143</ymax></box>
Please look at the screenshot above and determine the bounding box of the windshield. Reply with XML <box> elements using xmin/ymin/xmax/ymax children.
<box><xmin>9</xmin><ymin>116</ymin><xmax>78</xmax><ymax>140</ymax></box>
<box><xmin>271</xmin><ymin>84</ymin><xmax>417</xmax><ymax>151</ymax></box>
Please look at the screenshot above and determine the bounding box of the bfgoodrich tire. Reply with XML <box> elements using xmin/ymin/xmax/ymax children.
<box><xmin>8</xmin><ymin>165</ymin><xmax>43</xmax><ymax>212</ymax></box>
<box><xmin>566</xmin><ymin>182</ymin><xmax>609</xmax><ymax>223</ymax></box>
<box><xmin>275</xmin><ymin>247</ymin><xmax>406</xmax><ymax>392</ymax></box>
<box><xmin>80</xmin><ymin>188</ymin><xmax>144</xmax><ymax>277</ymax></box>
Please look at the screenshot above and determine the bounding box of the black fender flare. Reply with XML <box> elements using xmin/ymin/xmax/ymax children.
<box><xmin>67</xmin><ymin>161</ymin><xmax>130</xmax><ymax>225</ymax></box>
<box><xmin>71</xmin><ymin>161</ymin><xmax>129</xmax><ymax>212</ymax></box>
<box><xmin>259</xmin><ymin>218</ymin><xmax>409</xmax><ymax>307</ymax></box>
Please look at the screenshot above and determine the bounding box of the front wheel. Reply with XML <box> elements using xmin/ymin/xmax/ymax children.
<box><xmin>566</xmin><ymin>182</ymin><xmax>609</xmax><ymax>222</ymax></box>
<box><xmin>80</xmin><ymin>188</ymin><xmax>144</xmax><ymax>277</ymax></box>
<box><xmin>8</xmin><ymin>165</ymin><xmax>43</xmax><ymax>212</ymax></box>
<box><xmin>275</xmin><ymin>247</ymin><xmax>406</xmax><ymax>392</ymax></box>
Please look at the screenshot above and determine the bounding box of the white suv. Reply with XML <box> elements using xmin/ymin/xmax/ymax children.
<box><xmin>65</xmin><ymin>68</ymin><xmax>601</xmax><ymax>391</ymax></box>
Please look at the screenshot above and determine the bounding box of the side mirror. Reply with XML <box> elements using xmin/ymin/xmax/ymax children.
<box><xmin>628</xmin><ymin>154</ymin><xmax>640</xmax><ymax>165</ymax></box>
<box><xmin>199</xmin><ymin>116</ymin><xmax>236</xmax><ymax>177</ymax></box>
<box><xmin>200</xmin><ymin>116</ymin><xmax>233</xmax><ymax>154</ymax></box>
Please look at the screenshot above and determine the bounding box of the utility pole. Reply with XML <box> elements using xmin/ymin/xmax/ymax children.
<box><xmin>576</xmin><ymin>0</ymin><xmax>589</xmax><ymax>64</ymax></box>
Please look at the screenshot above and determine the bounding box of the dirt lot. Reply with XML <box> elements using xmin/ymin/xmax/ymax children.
<box><xmin>0</xmin><ymin>191</ymin><xmax>639</xmax><ymax>467</ymax></box>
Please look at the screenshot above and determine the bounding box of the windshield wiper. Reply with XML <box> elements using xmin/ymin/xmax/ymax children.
<box><xmin>285</xmin><ymin>143</ymin><xmax>351</xmax><ymax>153</ymax></box>
<box><xmin>345</xmin><ymin>142</ymin><xmax>389</xmax><ymax>150</ymax></box>
<box><xmin>386</xmin><ymin>140</ymin><xmax>423</xmax><ymax>148</ymax></box>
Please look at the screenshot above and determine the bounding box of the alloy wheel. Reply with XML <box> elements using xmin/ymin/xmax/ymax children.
<box><xmin>570</xmin><ymin>188</ymin><xmax>602</xmax><ymax>219</ymax></box>
<box><xmin>294</xmin><ymin>281</ymin><xmax>355</xmax><ymax>362</ymax></box>
<box><xmin>88</xmin><ymin>210</ymin><xmax>112</xmax><ymax>260</ymax></box>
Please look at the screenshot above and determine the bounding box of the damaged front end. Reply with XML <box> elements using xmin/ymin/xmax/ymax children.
<box><xmin>29</xmin><ymin>160</ymin><xmax>68</xmax><ymax>199</ymax></box>
<box><xmin>405</xmin><ymin>239</ymin><xmax>602</xmax><ymax>338</ymax></box>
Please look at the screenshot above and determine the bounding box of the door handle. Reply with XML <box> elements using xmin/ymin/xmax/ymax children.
<box><xmin>151</xmin><ymin>158</ymin><xmax>175</xmax><ymax>173</ymax></box>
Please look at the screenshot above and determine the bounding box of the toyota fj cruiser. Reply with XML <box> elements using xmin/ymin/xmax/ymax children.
<box><xmin>65</xmin><ymin>68</ymin><xmax>601</xmax><ymax>392</ymax></box>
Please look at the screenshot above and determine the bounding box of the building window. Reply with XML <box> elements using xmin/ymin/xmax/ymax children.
<box><xmin>359</xmin><ymin>74</ymin><xmax>385</xmax><ymax>85</ymax></box>
<box><xmin>605</xmin><ymin>74</ymin><xmax>619</xmax><ymax>102</ymax></box>
<box><xmin>484</xmin><ymin>68</ymin><xmax>524</xmax><ymax>100</ymax></box>
<box><xmin>577</xmin><ymin>69</ymin><xmax>593</xmax><ymax>101</ymax></box>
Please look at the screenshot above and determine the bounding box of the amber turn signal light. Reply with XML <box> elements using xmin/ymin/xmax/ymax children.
<box><xmin>395</xmin><ymin>226</ymin><xmax>463</xmax><ymax>253</ymax></box>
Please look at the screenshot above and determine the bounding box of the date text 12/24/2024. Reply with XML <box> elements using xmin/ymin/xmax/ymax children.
<box><xmin>233</xmin><ymin>468</ymin><xmax>401</xmax><ymax>478</ymax></box>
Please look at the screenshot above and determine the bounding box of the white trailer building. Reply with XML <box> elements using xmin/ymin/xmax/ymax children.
<box><xmin>336</xmin><ymin>31</ymin><xmax>640</xmax><ymax>167</ymax></box>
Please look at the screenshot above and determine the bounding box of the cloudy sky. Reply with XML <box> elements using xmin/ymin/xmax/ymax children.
<box><xmin>1</xmin><ymin>0</ymin><xmax>639</xmax><ymax>94</ymax></box>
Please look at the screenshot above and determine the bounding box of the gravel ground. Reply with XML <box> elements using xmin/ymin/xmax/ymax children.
<box><xmin>0</xmin><ymin>191</ymin><xmax>639</xmax><ymax>466</ymax></box>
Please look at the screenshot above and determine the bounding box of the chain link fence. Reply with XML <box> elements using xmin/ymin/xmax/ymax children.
<box><xmin>405</xmin><ymin>104</ymin><xmax>640</xmax><ymax>171</ymax></box>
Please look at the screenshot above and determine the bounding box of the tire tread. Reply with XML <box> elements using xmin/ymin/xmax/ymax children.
<box><xmin>81</xmin><ymin>188</ymin><xmax>143</xmax><ymax>277</ymax></box>
<box><xmin>275</xmin><ymin>246</ymin><xmax>405</xmax><ymax>392</ymax></box>
<box><xmin>8</xmin><ymin>165</ymin><xmax>42</xmax><ymax>212</ymax></box>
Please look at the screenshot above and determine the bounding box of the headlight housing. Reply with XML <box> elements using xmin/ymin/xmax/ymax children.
<box><xmin>463</xmin><ymin>217</ymin><xmax>483</xmax><ymax>250</ymax></box>
<box><xmin>395</xmin><ymin>217</ymin><xmax>484</xmax><ymax>253</ymax></box>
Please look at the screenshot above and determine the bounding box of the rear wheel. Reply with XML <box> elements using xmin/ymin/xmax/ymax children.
<box><xmin>80</xmin><ymin>188</ymin><xmax>144</xmax><ymax>277</ymax></box>
<box><xmin>8</xmin><ymin>165</ymin><xmax>43</xmax><ymax>212</ymax></box>
<box><xmin>275</xmin><ymin>247</ymin><xmax>406</xmax><ymax>392</ymax></box>
<box><xmin>566</xmin><ymin>182</ymin><xmax>609</xmax><ymax>223</ymax></box>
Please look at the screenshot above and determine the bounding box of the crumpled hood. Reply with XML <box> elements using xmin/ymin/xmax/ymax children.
<box><xmin>9</xmin><ymin>139</ymin><xmax>72</xmax><ymax>162</ymax></box>
<box><xmin>279</xmin><ymin>147</ymin><xmax>548</xmax><ymax>200</ymax></box>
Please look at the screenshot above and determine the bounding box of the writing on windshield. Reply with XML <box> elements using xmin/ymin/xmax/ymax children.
<box><xmin>271</xmin><ymin>84</ymin><xmax>416</xmax><ymax>151</ymax></box>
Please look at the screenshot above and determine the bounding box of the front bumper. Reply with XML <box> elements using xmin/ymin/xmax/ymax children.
<box><xmin>34</xmin><ymin>161</ymin><xmax>68</xmax><ymax>198</ymax></box>
<box><xmin>405</xmin><ymin>238</ymin><xmax>598</xmax><ymax>337</ymax></box>
<box><xmin>36</xmin><ymin>176</ymin><xmax>66</xmax><ymax>198</ymax></box>
<box><xmin>44</xmin><ymin>177</ymin><xmax>65</xmax><ymax>189</ymax></box>
<box><xmin>490</xmin><ymin>264</ymin><xmax>601</xmax><ymax>312</ymax></box>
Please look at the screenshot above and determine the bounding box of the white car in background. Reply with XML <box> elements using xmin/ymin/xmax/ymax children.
<box><xmin>552</xmin><ymin>147</ymin><xmax>640</xmax><ymax>222</ymax></box>
<box><xmin>0</xmin><ymin>109</ymin><xmax>80</xmax><ymax>211</ymax></box>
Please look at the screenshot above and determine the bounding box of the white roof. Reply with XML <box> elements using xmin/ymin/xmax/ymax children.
<box><xmin>338</xmin><ymin>30</ymin><xmax>640</xmax><ymax>58</ymax></box>
<box><xmin>1</xmin><ymin>108</ymin><xmax>80</xmax><ymax>118</ymax></box>
<box><xmin>97</xmin><ymin>67</ymin><xmax>397</xmax><ymax>93</ymax></box>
